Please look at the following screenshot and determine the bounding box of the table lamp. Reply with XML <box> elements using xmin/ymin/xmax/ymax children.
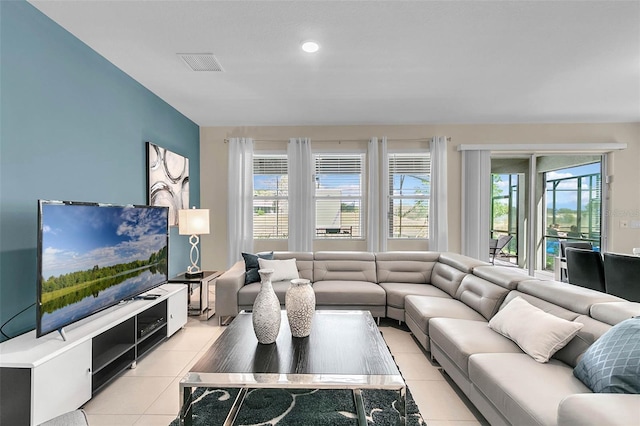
<box><xmin>178</xmin><ymin>207</ymin><xmax>210</xmax><ymax>278</ymax></box>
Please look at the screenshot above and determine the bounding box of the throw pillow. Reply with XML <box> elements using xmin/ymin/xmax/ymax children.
<box><xmin>242</xmin><ymin>252</ymin><xmax>274</xmax><ymax>285</ymax></box>
<box><xmin>488</xmin><ymin>296</ymin><xmax>583</xmax><ymax>363</ymax></box>
<box><xmin>258</xmin><ymin>258</ymin><xmax>300</xmax><ymax>282</ymax></box>
<box><xmin>573</xmin><ymin>317</ymin><xmax>640</xmax><ymax>393</ymax></box>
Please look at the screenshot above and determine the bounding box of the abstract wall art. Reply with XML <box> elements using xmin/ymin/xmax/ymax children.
<box><xmin>146</xmin><ymin>142</ymin><xmax>189</xmax><ymax>226</ymax></box>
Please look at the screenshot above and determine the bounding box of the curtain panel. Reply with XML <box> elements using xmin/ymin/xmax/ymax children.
<box><xmin>429</xmin><ymin>136</ymin><xmax>449</xmax><ymax>251</ymax></box>
<box><xmin>367</xmin><ymin>137</ymin><xmax>390</xmax><ymax>252</ymax></box>
<box><xmin>227</xmin><ymin>137</ymin><xmax>254</xmax><ymax>267</ymax></box>
<box><xmin>288</xmin><ymin>138</ymin><xmax>314</xmax><ymax>252</ymax></box>
<box><xmin>461</xmin><ymin>149</ymin><xmax>491</xmax><ymax>260</ymax></box>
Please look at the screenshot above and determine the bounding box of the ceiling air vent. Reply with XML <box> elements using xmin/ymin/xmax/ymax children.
<box><xmin>178</xmin><ymin>53</ymin><xmax>224</xmax><ymax>72</ymax></box>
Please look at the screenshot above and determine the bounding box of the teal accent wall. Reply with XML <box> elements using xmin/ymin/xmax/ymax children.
<box><xmin>0</xmin><ymin>1</ymin><xmax>200</xmax><ymax>341</ymax></box>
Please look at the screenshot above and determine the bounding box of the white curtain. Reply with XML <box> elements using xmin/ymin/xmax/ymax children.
<box><xmin>367</xmin><ymin>138</ymin><xmax>380</xmax><ymax>252</ymax></box>
<box><xmin>367</xmin><ymin>137</ymin><xmax>389</xmax><ymax>252</ymax></box>
<box><xmin>288</xmin><ymin>138</ymin><xmax>314</xmax><ymax>251</ymax></box>
<box><xmin>429</xmin><ymin>136</ymin><xmax>449</xmax><ymax>251</ymax></box>
<box><xmin>227</xmin><ymin>137</ymin><xmax>254</xmax><ymax>267</ymax></box>
<box><xmin>461</xmin><ymin>150</ymin><xmax>491</xmax><ymax>260</ymax></box>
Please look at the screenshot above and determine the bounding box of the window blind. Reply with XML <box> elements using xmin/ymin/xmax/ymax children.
<box><xmin>314</xmin><ymin>154</ymin><xmax>364</xmax><ymax>238</ymax></box>
<box><xmin>253</xmin><ymin>154</ymin><xmax>288</xmax><ymax>239</ymax></box>
<box><xmin>388</xmin><ymin>153</ymin><xmax>430</xmax><ymax>239</ymax></box>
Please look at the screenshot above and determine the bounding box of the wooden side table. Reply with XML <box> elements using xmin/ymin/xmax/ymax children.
<box><xmin>168</xmin><ymin>271</ymin><xmax>223</xmax><ymax>320</ymax></box>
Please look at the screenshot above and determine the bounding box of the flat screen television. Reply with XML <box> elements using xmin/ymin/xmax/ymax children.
<box><xmin>36</xmin><ymin>200</ymin><xmax>169</xmax><ymax>338</ymax></box>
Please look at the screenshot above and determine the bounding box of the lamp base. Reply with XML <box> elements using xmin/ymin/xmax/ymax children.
<box><xmin>185</xmin><ymin>271</ymin><xmax>204</xmax><ymax>279</ymax></box>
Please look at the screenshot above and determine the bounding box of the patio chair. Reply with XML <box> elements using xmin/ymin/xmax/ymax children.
<box><xmin>558</xmin><ymin>241</ymin><xmax>593</xmax><ymax>282</ymax></box>
<box><xmin>603</xmin><ymin>252</ymin><xmax>640</xmax><ymax>302</ymax></box>
<box><xmin>489</xmin><ymin>235</ymin><xmax>513</xmax><ymax>265</ymax></box>
<box><xmin>565</xmin><ymin>247</ymin><xmax>605</xmax><ymax>292</ymax></box>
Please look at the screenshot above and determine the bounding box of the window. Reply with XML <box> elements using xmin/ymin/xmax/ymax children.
<box><xmin>314</xmin><ymin>154</ymin><xmax>363</xmax><ymax>238</ymax></box>
<box><xmin>388</xmin><ymin>153</ymin><xmax>430</xmax><ymax>238</ymax></box>
<box><xmin>491</xmin><ymin>173</ymin><xmax>519</xmax><ymax>263</ymax></box>
<box><xmin>253</xmin><ymin>154</ymin><xmax>288</xmax><ymax>239</ymax></box>
<box><xmin>544</xmin><ymin>162</ymin><xmax>601</xmax><ymax>270</ymax></box>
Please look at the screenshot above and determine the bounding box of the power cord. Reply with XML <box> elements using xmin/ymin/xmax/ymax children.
<box><xmin>0</xmin><ymin>302</ymin><xmax>36</xmax><ymax>340</ymax></box>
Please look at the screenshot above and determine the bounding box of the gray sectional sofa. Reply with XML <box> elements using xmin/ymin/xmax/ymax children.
<box><xmin>216</xmin><ymin>251</ymin><xmax>640</xmax><ymax>426</ymax></box>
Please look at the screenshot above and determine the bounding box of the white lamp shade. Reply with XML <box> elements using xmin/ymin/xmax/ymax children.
<box><xmin>178</xmin><ymin>209</ymin><xmax>210</xmax><ymax>235</ymax></box>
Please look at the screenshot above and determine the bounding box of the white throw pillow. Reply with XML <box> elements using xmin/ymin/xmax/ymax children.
<box><xmin>488</xmin><ymin>296</ymin><xmax>583</xmax><ymax>363</ymax></box>
<box><xmin>257</xmin><ymin>258</ymin><xmax>300</xmax><ymax>282</ymax></box>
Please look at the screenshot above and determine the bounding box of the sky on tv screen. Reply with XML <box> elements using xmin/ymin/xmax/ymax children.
<box><xmin>41</xmin><ymin>204</ymin><xmax>168</xmax><ymax>280</ymax></box>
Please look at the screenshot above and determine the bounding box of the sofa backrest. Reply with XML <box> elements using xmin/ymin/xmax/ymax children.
<box><xmin>273</xmin><ymin>251</ymin><xmax>314</xmax><ymax>282</ymax></box>
<box><xmin>590</xmin><ymin>301</ymin><xmax>640</xmax><ymax>325</ymax></box>
<box><xmin>430</xmin><ymin>263</ymin><xmax>468</xmax><ymax>297</ymax></box>
<box><xmin>472</xmin><ymin>265</ymin><xmax>534</xmax><ymax>290</ymax></box>
<box><xmin>313</xmin><ymin>251</ymin><xmax>377</xmax><ymax>283</ymax></box>
<box><xmin>517</xmin><ymin>279</ymin><xmax>623</xmax><ymax>315</ymax></box>
<box><xmin>438</xmin><ymin>252</ymin><xmax>490</xmax><ymax>272</ymax></box>
<box><xmin>499</xmin><ymin>290</ymin><xmax>612</xmax><ymax>367</ymax></box>
<box><xmin>508</xmin><ymin>281</ymin><xmax>624</xmax><ymax>367</ymax></box>
<box><xmin>455</xmin><ymin>274</ymin><xmax>511</xmax><ymax>320</ymax></box>
<box><xmin>375</xmin><ymin>251</ymin><xmax>440</xmax><ymax>284</ymax></box>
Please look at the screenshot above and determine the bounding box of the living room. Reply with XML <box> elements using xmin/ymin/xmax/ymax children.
<box><xmin>1</xmin><ymin>1</ymin><xmax>639</xmax><ymax>425</ymax></box>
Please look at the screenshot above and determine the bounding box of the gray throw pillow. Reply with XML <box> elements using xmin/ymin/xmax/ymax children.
<box><xmin>573</xmin><ymin>317</ymin><xmax>640</xmax><ymax>393</ymax></box>
<box><xmin>242</xmin><ymin>252</ymin><xmax>274</xmax><ymax>285</ymax></box>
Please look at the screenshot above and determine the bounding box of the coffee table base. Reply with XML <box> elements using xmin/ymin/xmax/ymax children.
<box><xmin>180</xmin><ymin>386</ymin><xmax>406</xmax><ymax>426</ymax></box>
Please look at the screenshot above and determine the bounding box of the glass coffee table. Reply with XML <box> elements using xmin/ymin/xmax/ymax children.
<box><xmin>179</xmin><ymin>310</ymin><xmax>406</xmax><ymax>425</ymax></box>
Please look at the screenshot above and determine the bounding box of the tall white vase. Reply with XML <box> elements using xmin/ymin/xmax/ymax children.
<box><xmin>285</xmin><ymin>278</ymin><xmax>315</xmax><ymax>338</ymax></box>
<box><xmin>252</xmin><ymin>268</ymin><xmax>281</xmax><ymax>344</ymax></box>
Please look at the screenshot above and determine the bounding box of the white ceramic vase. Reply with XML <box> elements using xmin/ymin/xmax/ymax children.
<box><xmin>252</xmin><ymin>268</ymin><xmax>281</xmax><ymax>344</ymax></box>
<box><xmin>285</xmin><ymin>278</ymin><xmax>315</xmax><ymax>338</ymax></box>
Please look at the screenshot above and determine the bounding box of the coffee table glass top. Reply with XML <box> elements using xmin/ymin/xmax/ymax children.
<box><xmin>181</xmin><ymin>310</ymin><xmax>404</xmax><ymax>390</ymax></box>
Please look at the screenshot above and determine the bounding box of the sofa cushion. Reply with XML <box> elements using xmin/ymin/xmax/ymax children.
<box><xmin>430</xmin><ymin>262</ymin><xmax>468</xmax><ymax>297</ymax></box>
<box><xmin>489</xmin><ymin>296</ymin><xmax>583</xmax><ymax>363</ymax></box>
<box><xmin>375</xmin><ymin>251</ymin><xmax>439</xmax><ymax>284</ymax></box>
<box><xmin>454</xmin><ymin>274</ymin><xmax>510</xmax><ymax>320</ymax></box>
<box><xmin>558</xmin><ymin>394</ymin><xmax>640</xmax><ymax>426</ymax></box>
<box><xmin>273</xmin><ymin>251</ymin><xmax>314</xmax><ymax>282</ymax></box>
<box><xmin>313</xmin><ymin>251</ymin><xmax>377</xmax><ymax>283</ymax></box>
<box><xmin>258</xmin><ymin>258</ymin><xmax>300</xmax><ymax>282</ymax></box>
<box><xmin>380</xmin><ymin>282</ymin><xmax>449</xmax><ymax>309</ymax></box>
<box><xmin>429</xmin><ymin>318</ymin><xmax>521</xmax><ymax>376</ymax></box>
<box><xmin>517</xmin><ymin>279</ymin><xmax>623</xmax><ymax>315</ymax></box>
<box><xmin>438</xmin><ymin>252</ymin><xmax>489</xmax><ymax>272</ymax></box>
<box><xmin>590</xmin><ymin>301</ymin><xmax>640</xmax><ymax>326</ymax></box>
<box><xmin>242</xmin><ymin>251</ymin><xmax>273</xmax><ymax>284</ymax></box>
<box><xmin>501</xmin><ymin>290</ymin><xmax>581</xmax><ymax>321</ymax></box>
<box><xmin>313</xmin><ymin>281</ymin><xmax>386</xmax><ymax>306</ymax></box>
<box><xmin>573</xmin><ymin>317</ymin><xmax>640</xmax><ymax>393</ymax></box>
<box><xmin>498</xmin><ymin>291</ymin><xmax>610</xmax><ymax>367</ymax></box>
<box><xmin>553</xmin><ymin>314</ymin><xmax>611</xmax><ymax>368</ymax></box>
<box><xmin>472</xmin><ymin>265</ymin><xmax>533</xmax><ymax>290</ymax></box>
<box><xmin>405</xmin><ymin>295</ymin><xmax>486</xmax><ymax>335</ymax></box>
<box><xmin>469</xmin><ymin>353</ymin><xmax>592</xmax><ymax>426</ymax></box>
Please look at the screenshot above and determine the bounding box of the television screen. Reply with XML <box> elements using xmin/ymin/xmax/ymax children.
<box><xmin>36</xmin><ymin>200</ymin><xmax>169</xmax><ymax>338</ymax></box>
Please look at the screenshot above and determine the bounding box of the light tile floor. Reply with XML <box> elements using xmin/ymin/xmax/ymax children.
<box><xmin>82</xmin><ymin>316</ymin><xmax>488</xmax><ymax>426</ymax></box>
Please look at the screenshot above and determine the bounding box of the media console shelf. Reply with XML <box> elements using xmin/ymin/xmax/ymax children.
<box><xmin>0</xmin><ymin>284</ymin><xmax>187</xmax><ymax>426</ymax></box>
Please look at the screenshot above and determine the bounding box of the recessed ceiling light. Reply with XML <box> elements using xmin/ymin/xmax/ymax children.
<box><xmin>301</xmin><ymin>40</ymin><xmax>320</xmax><ymax>53</ymax></box>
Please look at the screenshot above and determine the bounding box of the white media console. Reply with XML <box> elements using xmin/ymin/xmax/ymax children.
<box><xmin>0</xmin><ymin>283</ymin><xmax>187</xmax><ymax>426</ymax></box>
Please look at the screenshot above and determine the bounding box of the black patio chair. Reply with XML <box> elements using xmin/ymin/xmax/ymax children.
<box><xmin>603</xmin><ymin>252</ymin><xmax>640</xmax><ymax>302</ymax></box>
<box><xmin>558</xmin><ymin>241</ymin><xmax>593</xmax><ymax>281</ymax></box>
<box><xmin>565</xmin><ymin>247</ymin><xmax>605</xmax><ymax>292</ymax></box>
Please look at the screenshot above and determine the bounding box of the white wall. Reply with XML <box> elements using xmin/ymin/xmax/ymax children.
<box><xmin>200</xmin><ymin>123</ymin><xmax>640</xmax><ymax>271</ymax></box>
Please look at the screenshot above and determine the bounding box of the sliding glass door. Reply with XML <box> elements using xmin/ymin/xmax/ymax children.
<box><xmin>490</xmin><ymin>154</ymin><xmax>604</xmax><ymax>274</ymax></box>
<box><xmin>491</xmin><ymin>173</ymin><xmax>520</xmax><ymax>265</ymax></box>
<box><xmin>543</xmin><ymin>160</ymin><xmax>602</xmax><ymax>271</ymax></box>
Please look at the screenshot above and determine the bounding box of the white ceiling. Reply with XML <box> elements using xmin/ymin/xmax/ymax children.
<box><xmin>28</xmin><ymin>0</ymin><xmax>640</xmax><ymax>127</ymax></box>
